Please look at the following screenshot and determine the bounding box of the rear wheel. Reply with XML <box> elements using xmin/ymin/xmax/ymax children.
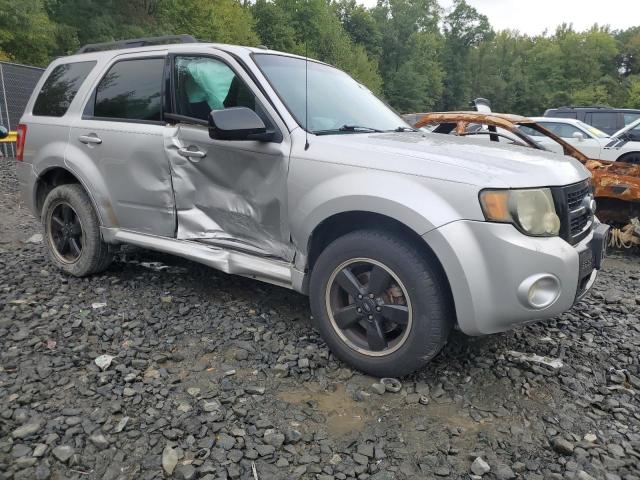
<box><xmin>309</xmin><ymin>229</ymin><xmax>452</xmax><ymax>377</ymax></box>
<box><xmin>42</xmin><ymin>184</ymin><xmax>112</xmax><ymax>276</ymax></box>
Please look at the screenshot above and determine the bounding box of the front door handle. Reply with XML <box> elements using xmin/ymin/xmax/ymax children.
<box><xmin>177</xmin><ymin>147</ymin><xmax>206</xmax><ymax>159</ymax></box>
<box><xmin>78</xmin><ymin>134</ymin><xmax>102</xmax><ymax>145</ymax></box>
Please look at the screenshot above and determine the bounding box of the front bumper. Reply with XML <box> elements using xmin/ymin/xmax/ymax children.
<box><xmin>423</xmin><ymin>220</ymin><xmax>608</xmax><ymax>336</ymax></box>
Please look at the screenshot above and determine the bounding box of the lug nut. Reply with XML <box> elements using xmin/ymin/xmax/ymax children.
<box><xmin>357</xmin><ymin>308</ymin><xmax>362</xmax><ymax>313</ymax></box>
<box><xmin>376</xmin><ymin>306</ymin><xmax>381</xmax><ymax>312</ymax></box>
<box><xmin>369</xmin><ymin>293</ymin><xmax>374</xmax><ymax>298</ymax></box>
<box><xmin>358</xmin><ymin>294</ymin><xmax>363</xmax><ymax>299</ymax></box>
<box><xmin>368</xmin><ymin>315</ymin><xmax>373</xmax><ymax>320</ymax></box>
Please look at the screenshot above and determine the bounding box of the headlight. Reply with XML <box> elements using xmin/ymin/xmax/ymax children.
<box><xmin>479</xmin><ymin>188</ymin><xmax>560</xmax><ymax>236</ymax></box>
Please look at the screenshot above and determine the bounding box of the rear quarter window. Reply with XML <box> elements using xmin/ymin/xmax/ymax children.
<box><xmin>589</xmin><ymin>112</ymin><xmax>618</xmax><ymax>131</ymax></box>
<box><xmin>32</xmin><ymin>61</ymin><xmax>96</xmax><ymax>117</ymax></box>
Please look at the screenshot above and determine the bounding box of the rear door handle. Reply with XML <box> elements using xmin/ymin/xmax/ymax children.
<box><xmin>78</xmin><ymin>134</ymin><xmax>102</xmax><ymax>145</ymax></box>
<box><xmin>177</xmin><ymin>147</ymin><xmax>206</xmax><ymax>159</ymax></box>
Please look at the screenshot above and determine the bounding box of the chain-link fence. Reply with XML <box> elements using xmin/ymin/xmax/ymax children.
<box><xmin>0</xmin><ymin>61</ymin><xmax>44</xmax><ymax>156</ymax></box>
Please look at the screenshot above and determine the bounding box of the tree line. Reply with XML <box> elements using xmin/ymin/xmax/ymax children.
<box><xmin>1</xmin><ymin>0</ymin><xmax>639</xmax><ymax>115</ymax></box>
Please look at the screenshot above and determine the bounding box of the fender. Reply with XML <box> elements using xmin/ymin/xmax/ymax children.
<box><xmin>290</xmin><ymin>169</ymin><xmax>480</xmax><ymax>255</ymax></box>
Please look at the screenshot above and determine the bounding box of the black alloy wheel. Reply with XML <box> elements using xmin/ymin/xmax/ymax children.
<box><xmin>48</xmin><ymin>202</ymin><xmax>84</xmax><ymax>263</ymax></box>
<box><xmin>325</xmin><ymin>258</ymin><xmax>412</xmax><ymax>356</ymax></box>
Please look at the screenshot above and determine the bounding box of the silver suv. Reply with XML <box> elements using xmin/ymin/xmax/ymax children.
<box><xmin>15</xmin><ymin>36</ymin><xmax>608</xmax><ymax>376</ymax></box>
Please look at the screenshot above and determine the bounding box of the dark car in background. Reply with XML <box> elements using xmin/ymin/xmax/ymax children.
<box><xmin>544</xmin><ymin>106</ymin><xmax>640</xmax><ymax>135</ymax></box>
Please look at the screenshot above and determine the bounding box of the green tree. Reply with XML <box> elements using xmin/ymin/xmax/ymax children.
<box><xmin>0</xmin><ymin>0</ymin><xmax>61</xmax><ymax>65</ymax></box>
<box><xmin>333</xmin><ymin>0</ymin><xmax>382</xmax><ymax>59</ymax></box>
<box><xmin>627</xmin><ymin>76</ymin><xmax>640</xmax><ymax>108</ymax></box>
<box><xmin>157</xmin><ymin>0</ymin><xmax>259</xmax><ymax>45</ymax></box>
<box><xmin>441</xmin><ymin>0</ymin><xmax>492</xmax><ymax>109</ymax></box>
<box><xmin>370</xmin><ymin>0</ymin><xmax>444</xmax><ymax>112</ymax></box>
<box><xmin>252</xmin><ymin>0</ymin><xmax>382</xmax><ymax>92</ymax></box>
<box><xmin>253</xmin><ymin>0</ymin><xmax>302</xmax><ymax>53</ymax></box>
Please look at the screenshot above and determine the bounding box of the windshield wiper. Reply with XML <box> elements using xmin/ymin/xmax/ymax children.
<box><xmin>391</xmin><ymin>126</ymin><xmax>417</xmax><ymax>132</ymax></box>
<box><xmin>314</xmin><ymin>124</ymin><xmax>384</xmax><ymax>135</ymax></box>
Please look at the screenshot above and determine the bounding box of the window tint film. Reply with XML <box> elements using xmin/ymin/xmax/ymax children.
<box><xmin>174</xmin><ymin>56</ymin><xmax>257</xmax><ymax>121</ymax></box>
<box><xmin>590</xmin><ymin>112</ymin><xmax>617</xmax><ymax>131</ymax></box>
<box><xmin>94</xmin><ymin>58</ymin><xmax>164</xmax><ymax>121</ymax></box>
<box><xmin>33</xmin><ymin>61</ymin><xmax>96</xmax><ymax>117</ymax></box>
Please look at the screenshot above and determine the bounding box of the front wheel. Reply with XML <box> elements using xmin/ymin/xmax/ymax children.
<box><xmin>42</xmin><ymin>184</ymin><xmax>112</xmax><ymax>277</ymax></box>
<box><xmin>617</xmin><ymin>151</ymin><xmax>640</xmax><ymax>164</ymax></box>
<box><xmin>309</xmin><ymin>230</ymin><xmax>453</xmax><ymax>377</ymax></box>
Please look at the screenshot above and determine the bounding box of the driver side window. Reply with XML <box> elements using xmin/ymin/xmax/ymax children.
<box><xmin>174</xmin><ymin>56</ymin><xmax>258</xmax><ymax>122</ymax></box>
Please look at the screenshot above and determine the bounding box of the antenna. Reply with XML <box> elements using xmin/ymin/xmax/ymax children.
<box><xmin>304</xmin><ymin>41</ymin><xmax>310</xmax><ymax>151</ymax></box>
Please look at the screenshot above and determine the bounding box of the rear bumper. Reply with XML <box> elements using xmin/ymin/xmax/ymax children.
<box><xmin>424</xmin><ymin>220</ymin><xmax>605</xmax><ymax>336</ymax></box>
<box><xmin>15</xmin><ymin>160</ymin><xmax>37</xmax><ymax>216</ymax></box>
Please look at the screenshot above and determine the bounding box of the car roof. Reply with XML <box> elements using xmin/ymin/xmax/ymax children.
<box><xmin>548</xmin><ymin>107</ymin><xmax>640</xmax><ymax>113</ymax></box>
<box><xmin>54</xmin><ymin>42</ymin><xmax>307</xmax><ymax>64</ymax></box>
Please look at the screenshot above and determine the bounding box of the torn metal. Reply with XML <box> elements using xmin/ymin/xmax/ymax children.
<box><xmin>410</xmin><ymin>112</ymin><xmax>640</xmax><ymax>227</ymax></box>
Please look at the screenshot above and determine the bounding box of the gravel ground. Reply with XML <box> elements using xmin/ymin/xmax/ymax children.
<box><xmin>1</xmin><ymin>156</ymin><xmax>640</xmax><ymax>480</ymax></box>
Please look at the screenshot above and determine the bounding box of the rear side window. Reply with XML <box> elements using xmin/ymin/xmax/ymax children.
<box><xmin>33</xmin><ymin>61</ymin><xmax>96</xmax><ymax>117</ymax></box>
<box><xmin>590</xmin><ymin>112</ymin><xmax>618</xmax><ymax>131</ymax></box>
<box><xmin>94</xmin><ymin>58</ymin><xmax>164</xmax><ymax>121</ymax></box>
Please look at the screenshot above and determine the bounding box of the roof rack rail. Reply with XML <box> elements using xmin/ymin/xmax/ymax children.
<box><xmin>557</xmin><ymin>105</ymin><xmax>611</xmax><ymax>110</ymax></box>
<box><xmin>76</xmin><ymin>34</ymin><xmax>198</xmax><ymax>54</ymax></box>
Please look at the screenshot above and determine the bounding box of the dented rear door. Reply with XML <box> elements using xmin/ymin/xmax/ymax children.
<box><xmin>164</xmin><ymin>51</ymin><xmax>294</xmax><ymax>261</ymax></box>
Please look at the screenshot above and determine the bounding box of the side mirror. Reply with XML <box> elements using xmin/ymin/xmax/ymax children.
<box><xmin>572</xmin><ymin>131</ymin><xmax>585</xmax><ymax>142</ymax></box>
<box><xmin>208</xmin><ymin>107</ymin><xmax>274</xmax><ymax>142</ymax></box>
<box><xmin>0</xmin><ymin>126</ymin><xmax>7</xmax><ymax>140</ymax></box>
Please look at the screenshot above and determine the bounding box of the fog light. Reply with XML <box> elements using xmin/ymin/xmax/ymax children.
<box><xmin>517</xmin><ymin>274</ymin><xmax>560</xmax><ymax>309</ymax></box>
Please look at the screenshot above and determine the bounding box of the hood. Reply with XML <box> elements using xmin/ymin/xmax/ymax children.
<box><xmin>309</xmin><ymin>131</ymin><xmax>590</xmax><ymax>189</ymax></box>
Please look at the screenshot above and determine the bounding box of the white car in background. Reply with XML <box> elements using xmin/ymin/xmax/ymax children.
<box><xmin>520</xmin><ymin>117</ymin><xmax>640</xmax><ymax>163</ymax></box>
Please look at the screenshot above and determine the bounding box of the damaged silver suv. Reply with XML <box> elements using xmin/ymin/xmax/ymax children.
<box><xmin>16</xmin><ymin>36</ymin><xmax>609</xmax><ymax>376</ymax></box>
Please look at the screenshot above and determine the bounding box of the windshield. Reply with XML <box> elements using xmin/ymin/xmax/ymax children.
<box><xmin>253</xmin><ymin>54</ymin><xmax>409</xmax><ymax>134</ymax></box>
<box><xmin>613</xmin><ymin>117</ymin><xmax>640</xmax><ymax>138</ymax></box>
<box><xmin>576</xmin><ymin>120</ymin><xmax>609</xmax><ymax>139</ymax></box>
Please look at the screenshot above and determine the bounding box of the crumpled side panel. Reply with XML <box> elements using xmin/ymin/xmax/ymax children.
<box><xmin>165</xmin><ymin>125</ymin><xmax>294</xmax><ymax>261</ymax></box>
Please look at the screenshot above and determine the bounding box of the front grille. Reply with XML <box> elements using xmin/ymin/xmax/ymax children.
<box><xmin>570</xmin><ymin>211</ymin><xmax>590</xmax><ymax>235</ymax></box>
<box><xmin>567</xmin><ymin>184</ymin><xmax>590</xmax><ymax>210</ymax></box>
<box><xmin>552</xmin><ymin>180</ymin><xmax>594</xmax><ymax>245</ymax></box>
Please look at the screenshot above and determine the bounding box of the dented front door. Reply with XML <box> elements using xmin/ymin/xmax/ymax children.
<box><xmin>164</xmin><ymin>52</ymin><xmax>293</xmax><ymax>261</ymax></box>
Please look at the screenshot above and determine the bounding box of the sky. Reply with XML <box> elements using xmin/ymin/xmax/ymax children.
<box><xmin>357</xmin><ymin>0</ymin><xmax>640</xmax><ymax>35</ymax></box>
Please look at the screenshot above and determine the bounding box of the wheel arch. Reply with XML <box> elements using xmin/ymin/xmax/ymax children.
<box><xmin>617</xmin><ymin>150</ymin><xmax>640</xmax><ymax>163</ymax></box>
<box><xmin>305</xmin><ymin>211</ymin><xmax>456</xmax><ymax>319</ymax></box>
<box><xmin>34</xmin><ymin>167</ymin><xmax>106</xmax><ymax>227</ymax></box>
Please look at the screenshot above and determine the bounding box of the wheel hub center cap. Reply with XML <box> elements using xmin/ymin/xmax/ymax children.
<box><xmin>360</xmin><ymin>298</ymin><xmax>376</xmax><ymax>314</ymax></box>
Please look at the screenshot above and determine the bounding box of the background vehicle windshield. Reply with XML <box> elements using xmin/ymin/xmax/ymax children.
<box><xmin>254</xmin><ymin>54</ymin><xmax>409</xmax><ymax>134</ymax></box>
<box><xmin>576</xmin><ymin>120</ymin><xmax>609</xmax><ymax>138</ymax></box>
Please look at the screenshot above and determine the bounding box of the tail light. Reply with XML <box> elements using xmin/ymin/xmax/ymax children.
<box><xmin>16</xmin><ymin>124</ymin><xmax>27</xmax><ymax>161</ymax></box>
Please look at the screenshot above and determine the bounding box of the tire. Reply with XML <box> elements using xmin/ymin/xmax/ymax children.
<box><xmin>617</xmin><ymin>152</ymin><xmax>640</xmax><ymax>164</ymax></box>
<box><xmin>41</xmin><ymin>184</ymin><xmax>112</xmax><ymax>277</ymax></box>
<box><xmin>309</xmin><ymin>229</ymin><xmax>452</xmax><ymax>377</ymax></box>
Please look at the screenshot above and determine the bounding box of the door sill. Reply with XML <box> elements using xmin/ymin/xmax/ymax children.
<box><xmin>103</xmin><ymin>228</ymin><xmax>293</xmax><ymax>289</ymax></box>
